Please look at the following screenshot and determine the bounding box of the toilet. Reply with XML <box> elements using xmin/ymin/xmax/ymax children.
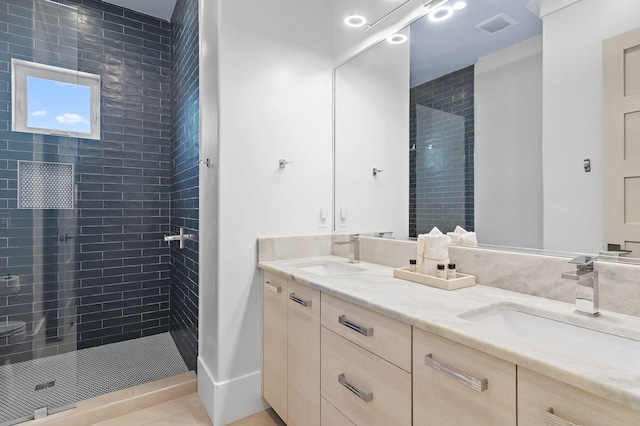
<box><xmin>0</xmin><ymin>321</ymin><xmax>27</xmax><ymax>364</ymax></box>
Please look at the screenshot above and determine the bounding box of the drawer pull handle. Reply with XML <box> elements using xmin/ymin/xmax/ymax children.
<box><xmin>265</xmin><ymin>283</ymin><xmax>281</xmax><ymax>293</ymax></box>
<box><xmin>424</xmin><ymin>354</ymin><xmax>488</xmax><ymax>392</ymax></box>
<box><xmin>546</xmin><ymin>408</ymin><xmax>580</xmax><ymax>426</ymax></box>
<box><xmin>338</xmin><ymin>315</ymin><xmax>373</xmax><ymax>336</ymax></box>
<box><xmin>338</xmin><ymin>373</ymin><xmax>373</xmax><ymax>403</ymax></box>
<box><xmin>289</xmin><ymin>293</ymin><xmax>312</xmax><ymax>307</ymax></box>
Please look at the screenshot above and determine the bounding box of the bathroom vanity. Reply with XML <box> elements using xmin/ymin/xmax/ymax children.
<box><xmin>258</xmin><ymin>247</ymin><xmax>640</xmax><ymax>426</ymax></box>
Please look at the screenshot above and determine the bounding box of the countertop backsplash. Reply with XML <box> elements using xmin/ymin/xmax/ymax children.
<box><xmin>258</xmin><ymin>234</ymin><xmax>333</xmax><ymax>262</ymax></box>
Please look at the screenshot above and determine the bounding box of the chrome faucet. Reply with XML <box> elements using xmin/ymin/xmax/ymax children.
<box><xmin>599</xmin><ymin>243</ymin><xmax>632</xmax><ymax>258</ymax></box>
<box><xmin>335</xmin><ymin>234</ymin><xmax>360</xmax><ymax>264</ymax></box>
<box><xmin>561</xmin><ymin>256</ymin><xmax>599</xmax><ymax>317</ymax></box>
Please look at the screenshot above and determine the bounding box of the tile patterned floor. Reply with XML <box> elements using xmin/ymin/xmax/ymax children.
<box><xmin>1</xmin><ymin>333</ymin><xmax>188</xmax><ymax>425</ymax></box>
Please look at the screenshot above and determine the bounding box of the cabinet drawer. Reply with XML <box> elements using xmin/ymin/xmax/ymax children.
<box><xmin>321</xmin><ymin>327</ymin><xmax>411</xmax><ymax>426</ymax></box>
<box><xmin>321</xmin><ymin>293</ymin><xmax>412</xmax><ymax>372</ymax></box>
<box><xmin>413</xmin><ymin>327</ymin><xmax>516</xmax><ymax>426</ymax></box>
<box><xmin>288</xmin><ymin>280</ymin><xmax>321</xmax><ymax>426</ymax></box>
<box><xmin>263</xmin><ymin>272</ymin><xmax>288</xmax><ymax>422</ymax></box>
<box><xmin>321</xmin><ymin>397</ymin><xmax>354</xmax><ymax>426</ymax></box>
<box><xmin>518</xmin><ymin>367</ymin><xmax>640</xmax><ymax>426</ymax></box>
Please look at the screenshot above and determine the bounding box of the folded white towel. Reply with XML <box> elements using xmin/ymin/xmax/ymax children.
<box><xmin>447</xmin><ymin>226</ymin><xmax>478</xmax><ymax>247</ymax></box>
<box><xmin>417</xmin><ymin>227</ymin><xmax>451</xmax><ymax>276</ymax></box>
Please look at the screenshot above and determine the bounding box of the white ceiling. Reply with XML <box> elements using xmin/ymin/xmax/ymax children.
<box><xmin>410</xmin><ymin>0</ymin><xmax>542</xmax><ymax>87</ymax></box>
<box><xmin>102</xmin><ymin>0</ymin><xmax>178</xmax><ymax>21</ymax></box>
<box><xmin>100</xmin><ymin>1</ymin><xmax>540</xmax><ymax>82</ymax></box>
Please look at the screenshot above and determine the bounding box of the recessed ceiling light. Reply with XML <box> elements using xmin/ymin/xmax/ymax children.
<box><xmin>429</xmin><ymin>6</ymin><xmax>453</xmax><ymax>22</ymax></box>
<box><xmin>452</xmin><ymin>1</ymin><xmax>467</xmax><ymax>11</ymax></box>
<box><xmin>344</xmin><ymin>14</ymin><xmax>367</xmax><ymax>28</ymax></box>
<box><xmin>387</xmin><ymin>33</ymin><xmax>408</xmax><ymax>44</ymax></box>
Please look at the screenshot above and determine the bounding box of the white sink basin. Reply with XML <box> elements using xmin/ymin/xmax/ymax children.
<box><xmin>461</xmin><ymin>307</ymin><xmax>640</xmax><ymax>375</ymax></box>
<box><xmin>294</xmin><ymin>261</ymin><xmax>365</xmax><ymax>277</ymax></box>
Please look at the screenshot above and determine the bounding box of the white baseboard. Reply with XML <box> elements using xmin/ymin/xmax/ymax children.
<box><xmin>197</xmin><ymin>358</ymin><xmax>216</xmax><ymax>422</ymax></box>
<box><xmin>198</xmin><ymin>357</ymin><xmax>266</xmax><ymax>425</ymax></box>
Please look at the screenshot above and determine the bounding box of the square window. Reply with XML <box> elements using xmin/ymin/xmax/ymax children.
<box><xmin>12</xmin><ymin>59</ymin><xmax>101</xmax><ymax>140</ymax></box>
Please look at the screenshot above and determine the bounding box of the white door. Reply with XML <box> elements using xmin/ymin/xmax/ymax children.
<box><xmin>603</xmin><ymin>27</ymin><xmax>640</xmax><ymax>257</ymax></box>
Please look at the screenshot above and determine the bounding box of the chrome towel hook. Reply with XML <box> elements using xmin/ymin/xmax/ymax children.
<box><xmin>279</xmin><ymin>159</ymin><xmax>293</xmax><ymax>169</ymax></box>
<box><xmin>197</xmin><ymin>158</ymin><xmax>211</xmax><ymax>168</ymax></box>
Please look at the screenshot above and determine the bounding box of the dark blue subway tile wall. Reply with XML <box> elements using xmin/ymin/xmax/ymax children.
<box><xmin>0</xmin><ymin>0</ymin><xmax>172</xmax><ymax>363</ymax></box>
<box><xmin>409</xmin><ymin>66</ymin><xmax>475</xmax><ymax>238</ymax></box>
<box><xmin>169</xmin><ymin>0</ymin><xmax>199</xmax><ymax>372</ymax></box>
<box><xmin>69</xmin><ymin>0</ymin><xmax>173</xmax><ymax>350</ymax></box>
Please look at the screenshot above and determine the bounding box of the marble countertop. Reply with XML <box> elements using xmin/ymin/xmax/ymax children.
<box><xmin>259</xmin><ymin>255</ymin><xmax>640</xmax><ymax>411</ymax></box>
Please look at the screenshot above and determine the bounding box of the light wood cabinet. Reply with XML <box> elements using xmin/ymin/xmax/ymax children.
<box><xmin>321</xmin><ymin>397</ymin><xmax>354</xmax><ymax>426</ymax></box>
<box><xmin>413</xmin><ymin>327</ymin><xmax>516</xmax><ymax>426</ymax></box>
<box><xmin>264</xmin><ymin>270</ymin><xmax>640</xmax><ymax>426</ymax></box>
<box><xmin>321</xmin><ymin>327</ymin><xmax>412</xmax><ymax>426</ymax></box>
<box><xmin>518</xmin><ymin>367</ymin><xmax>640</xmax><ymax>426</ymax></box>
<box><xmin>262</xmin><ymin>274</ymin><xmax>320</xmax><ymax>426</ymax></box>
<box><xmin>263</xmin><ymin>272</ymin><xmax>288</xmax><ymax>423</ymax></box>
<box><xmin>287</xmin><ymin>280</ymin><xmax>321</xmax><ymax>426</ymax></box>
<box><xmin>321</xmin><ymin>293</ymin><xmax>412</xmax><ymax>372</ymax></box>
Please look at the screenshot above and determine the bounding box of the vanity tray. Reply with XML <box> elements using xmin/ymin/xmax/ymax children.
<box><xmin>393</xmin><ymin>267</ymin><xmax>476</xmax><ymax>291</ymax></box>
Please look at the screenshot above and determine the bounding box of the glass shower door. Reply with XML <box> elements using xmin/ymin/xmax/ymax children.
<box><xmin>0</xmin><ymin>1</ymin><xmax>79</xmax><ymax>424</ymax></box>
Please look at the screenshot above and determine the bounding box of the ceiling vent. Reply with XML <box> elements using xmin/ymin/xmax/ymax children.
<box><xmin>476</xmin><ymin>13</ymin><xmax>519</xmax><ymax>35</ymax></box>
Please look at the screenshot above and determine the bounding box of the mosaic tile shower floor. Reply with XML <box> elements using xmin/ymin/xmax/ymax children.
<box><xmin>0</xmin><ymin>333</ymin><xmax>188</xmax><ymax>425</ymax></box>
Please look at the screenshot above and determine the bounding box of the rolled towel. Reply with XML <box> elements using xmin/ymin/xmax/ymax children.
<box><xmin>447</xmin><ymin>226</ymin><xmax>478</xmax><ymax>248</ymax></box>
<box><xmin>417</xmin><ymin>227</ymin><xmax>451</xmax><ymax>276</ymax></box>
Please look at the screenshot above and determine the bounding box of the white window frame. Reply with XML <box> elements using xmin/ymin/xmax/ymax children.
<box><xmin>12</xmin><ymin>59</ymin><xmax>101</xmax><ymax>140</ymax></box>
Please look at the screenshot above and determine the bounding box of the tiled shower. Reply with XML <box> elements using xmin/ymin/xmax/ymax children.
<box><xmin>409</xmin><ymin>65</ymin><xmax>475</xmax><ymax>238</ymax></box>
<box><xmin>0</xmin><ymin>0</ymin><xmax>199</xmax><ymax>424</ymax></box>
<box><xmin>168</xmin><ymin>0</ymin><xmax>199</xmax><ymax>373</ymax></box>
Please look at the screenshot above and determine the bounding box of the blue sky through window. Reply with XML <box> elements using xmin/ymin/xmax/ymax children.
<box><xmin>27</xmin><ymin>76</ymin><xmax>91</xmax><ymax>134</ymax></box>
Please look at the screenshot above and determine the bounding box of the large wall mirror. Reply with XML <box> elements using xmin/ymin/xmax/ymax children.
<box><xmin>334</xmin><ymin>0</ymin><xmax>640</xmax><ymax>257</ymax></box>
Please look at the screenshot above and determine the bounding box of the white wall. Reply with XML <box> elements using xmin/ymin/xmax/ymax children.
<box><xmin>198</xmin><ymin>0</ymin><xmax>334</xmax><ymax>424</ymax></box>
<box><xmin>475</xmin><ymin>36</ymin><xmax>543</xmax><ymax>249</ymax></box>
<box><xmin>334</xmin><ymin>28</ymin><xmax>410</xmax><ymax>238</ymax></box>
<box><xmin>542</xmin><ymin>0</ymin><xmax>640</xmax><ymax>253</ymax></box>
<box><xmin>197</xmin><ymin>0</ymin><xmax>220</xmax><ymax>421</ymax></box>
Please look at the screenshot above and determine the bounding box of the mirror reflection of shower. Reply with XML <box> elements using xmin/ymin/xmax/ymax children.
<box><xmin>409</xmin><ymin>64</ymin><xmax>475</xmax><ymax>238</ymax></box>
